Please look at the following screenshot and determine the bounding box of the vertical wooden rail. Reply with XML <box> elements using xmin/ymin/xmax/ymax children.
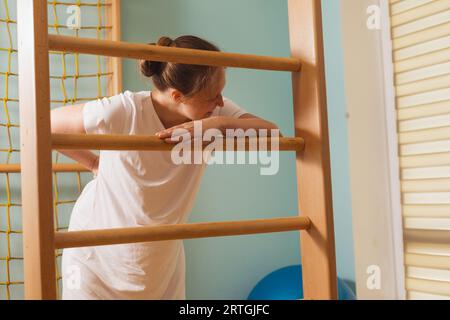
<box><xmin>288</xmin><ymin>0</ymin><xmax>338</xmax><ymax>299</ymax></box>
<box><xmin>106</xmin><ymin>0</ymin><xmax>122</xmax><ymax>95</ymax></box>
<box><xmin>17</xmin><ymin>0</ymin><xmax>57</xmax><ymax>299</ymax></box>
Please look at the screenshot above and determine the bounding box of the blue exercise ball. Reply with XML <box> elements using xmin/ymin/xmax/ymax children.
<box><xmin>247</xmin><ymin>265</ymin><xmax>356</xmax><ymax>300</ymax></box>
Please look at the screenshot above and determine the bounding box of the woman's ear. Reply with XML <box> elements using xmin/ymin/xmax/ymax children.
<box><xmin>171</xmin><ymin>89</ymin><xmax>184</xmax><ymax>104</ymax></box>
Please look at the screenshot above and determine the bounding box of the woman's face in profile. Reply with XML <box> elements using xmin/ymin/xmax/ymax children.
<box><xmin>179</xmin><ymin>67</ymin><xmax>226</xmax><ymax>120</ymax></box>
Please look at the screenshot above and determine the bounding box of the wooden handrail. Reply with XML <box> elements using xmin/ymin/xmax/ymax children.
<box><xmin>48</xmin><ymin>35</ymin><xmax>302</xmax><ymax>72</ymax></box>
<box><xmin>52</xmin><ymin>134</ymin><xmax>305</xmax><ymax>152</ymax></box>
<box><xmin>54</xmin><ymin>216</ymin><xmax>311</xmax><ymax>249</ymax></box>
<box><xmin>0</xmin><ymin>163</ymin><xmax>89</xmax><ymax>173</ymax></box>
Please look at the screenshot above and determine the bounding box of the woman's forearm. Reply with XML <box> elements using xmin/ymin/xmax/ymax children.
<box><xmin>220</xmin><ymin>117</ymin><xmax>283</xmax><ymax>137</ymax></box>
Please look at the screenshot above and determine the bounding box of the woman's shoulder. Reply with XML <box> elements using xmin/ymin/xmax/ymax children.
<box><xmin>111</xmin><ymin>90</ymin><xmax>151</xmax><ymax>114</ymax></box>
<box><xmin>119</xmin><ymin>90</ymin><xmax>151</xmax><ymax>104</ymax></box>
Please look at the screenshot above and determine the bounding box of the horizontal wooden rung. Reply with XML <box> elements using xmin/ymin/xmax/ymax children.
<box><xmin>54</xmin><ymin>216</ymin><xmax>311</xmax><ymax>249</ymax></box>
<box><xmin>52</xmin><ymin>134</ymin><xmax>305</xmax><ymax>152</ymax></box>
<box><xmin>47</xmin><ymin>35</ymin><xmax>301</xmax><ymax>72</ymax></box>
<box><xmin>0</xmin><ymin>163</ymin><xmax>89</xmax><ymax>173</ymax></box>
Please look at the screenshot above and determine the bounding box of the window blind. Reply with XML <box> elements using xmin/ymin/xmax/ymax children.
<box><xmin>390</xmin><ymin>0</ymin><xmax>450</xmax><ymax>299</ymax></box>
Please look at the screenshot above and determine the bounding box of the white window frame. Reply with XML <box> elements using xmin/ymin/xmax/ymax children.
<box><xmin>340</xmin><ymin>0</ymin><xmax>405</xmax><ymax>299</ymax></box>
<box><xmin>379</xmin><ymin>0</ymin><xmax>406</xmax><ymax>299</ymax></box>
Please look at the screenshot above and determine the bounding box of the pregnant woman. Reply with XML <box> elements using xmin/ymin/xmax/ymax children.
<box><xmin>51</xmin><ymin>35</ymin><xmax>280</xmax><ymax>299</ymax></box>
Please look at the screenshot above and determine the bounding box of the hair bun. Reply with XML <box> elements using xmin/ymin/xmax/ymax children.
<box><xmin>157</xmin><ymin>36</ymin><xmax>174</xmax><ymax>47</ymax></box>
<box><xmin>139</xmin><ymin>36</ymin><xmax>175</xmax><ymax>77</ymax></box>
<box><xmin>139</xmin><ymin>59</ymin><xmax>163</xmax><ymax>77</ymax></box>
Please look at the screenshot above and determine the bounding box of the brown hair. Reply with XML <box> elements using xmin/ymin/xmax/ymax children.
<box><xmin>139</xmin><ymin>35</ymin><xmax>221</xmax><ymax>98</ymax></box>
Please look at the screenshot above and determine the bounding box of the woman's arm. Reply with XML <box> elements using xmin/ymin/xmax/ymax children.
<box><xmin>221</xmin><ymin>113</ymin><xmax>284</xmax><ymax>137</ymax></box>
<box><xmin>156</xmin><ymin>113</ymin><xmax>283</xmax><ymax>141</ymax></box>
<box><xmin>51</xmin><ymin>104</ymin><xmax>99</xmax><ymax>175</ymax></box>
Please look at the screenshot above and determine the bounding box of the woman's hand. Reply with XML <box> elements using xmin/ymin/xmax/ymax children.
<box><xmin>155</xmin><ymin>116</ymin><xmax>224</xmax><ymax>143</ymax></box>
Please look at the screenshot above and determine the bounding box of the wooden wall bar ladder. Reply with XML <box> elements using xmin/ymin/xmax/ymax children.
<box><xmin>16</xmin><ymin>0</ymin><xmax>337</xmax><ymax>300</ymax></box>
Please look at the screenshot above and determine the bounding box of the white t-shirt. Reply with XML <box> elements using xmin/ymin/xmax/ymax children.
<box><xmin>61</xmin><ymin>90</ymin><xmax>248</xmax><ymax>300</ymax></box>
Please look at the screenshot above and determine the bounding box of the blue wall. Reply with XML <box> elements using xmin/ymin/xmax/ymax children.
<box><xmin>122</xmin><ymin>0</ymin><xmax>354</xmax><ymax>299</ymax></box>
<box><xmin>322</xmin><ymin>0</ymin><xmax>355</xmax><ymax>291</ymax></box>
